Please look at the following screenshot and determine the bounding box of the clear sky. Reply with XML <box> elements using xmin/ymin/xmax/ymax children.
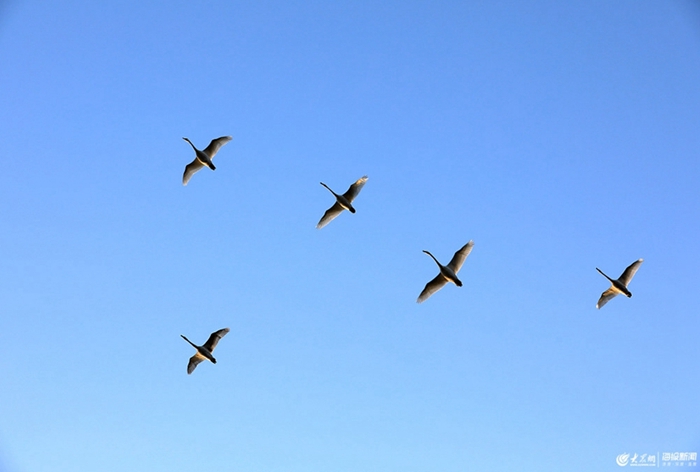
<box><xmin>1</xmin><ymin>1</ymin><xmax>699</xmax><ymax>471</ymax></box>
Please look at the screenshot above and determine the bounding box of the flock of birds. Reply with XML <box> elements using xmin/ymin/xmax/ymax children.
<box><xmin>178</xmin><ymin>135</ymin><xmax>644</xmax><ymax>374</ymax></box>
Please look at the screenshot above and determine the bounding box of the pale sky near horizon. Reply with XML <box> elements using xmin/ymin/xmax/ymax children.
<box><xmin>1</xmin><ymin>1</ymin><xmax>699</xmax><ymax>471</ymax></box>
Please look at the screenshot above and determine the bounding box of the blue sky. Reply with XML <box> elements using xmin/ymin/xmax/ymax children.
<box><xmin>1</xmin><ymin>1</ymin><xmax>699</xmax><ymax>471</ymax></box>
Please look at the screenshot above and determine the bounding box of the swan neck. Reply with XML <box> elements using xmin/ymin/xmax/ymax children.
<box><xmin>181</xmin><ymin>335</ymin><xmax>198</xmax><ymax>349</ymax></box>
<box><xmin>596</xmin><ymin>268</ymin><xmax>614</xmax><ymax>282</ymax></box>
<box><xmin>424</xmin><ymin>251</ymin><xmax>441</xmax><ymax>267</ymax></box>
<box><xmin>182</xmin><ymin>138</ymin><xmax>198</xmax><ymax>151</ymax></box>
<box><xmin>320</xmin><ymin>182</ymin><xmax>337</xmax><ymax>196</ymax></box>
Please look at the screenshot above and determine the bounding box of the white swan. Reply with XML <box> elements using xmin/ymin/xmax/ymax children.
<box><xmin>180</xmin><ymin>328</ymin><xmax>230</xmax><ymax>374</ymax></box>
<box><xmin>417</xmin><ymin>241</ymin><xmax>474</xmax><ymax>303</ymax></box>
<box><xmin>182</xmin><ymin>136</ymin><xmax>232</xmax><ymax>185</ymax></box>
<box><xmin>316</xmin><ymin>176</ymin><xmax>368</xmax><ymax>229</ymax></box>
<box><xmin>596</xmin><ymin>259</ymin><xmax>643</xmax><ymax>309</ymax></box>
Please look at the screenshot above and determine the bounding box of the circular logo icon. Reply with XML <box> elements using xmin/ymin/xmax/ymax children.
<box><xmin>617</xmin><ymin>453</ymin><xmax>630</xmax><ymax>467</ymax></box>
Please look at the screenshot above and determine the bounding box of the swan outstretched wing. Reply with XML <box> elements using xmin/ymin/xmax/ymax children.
<box><xmin>317</xmin><ymin>202</ymin><xmax>344</xmax><ymax>229</ymax></box>
<box><xmin>187</xmin><ymin>352</ymin><xmax>206</xmax><ymax>374</ymax></box>
<box><xmin>342</xmin><ymin>176</ymin><xmax>368</xmax><ymax>202</ymax></box>
<box><xmin>203</xmin><ymin>328</ymin><xmax>230</xmax><ymax>352</ymax></box>
<box><xmin>596</xmin><ymin>288</ymin><xmax>618</xmax><ymax>309</ymax></box>
<box><xmin>203</xmin><ymin>136</ymin><xmax>232</xmax><ymax>159</ymax></box>
<box><xmin>183</xmin><ymin>159</ymin><xmax>205</xmax><ymax>186</ymax></box>
<box><xmin>619</xmin><ymin>259</ymin><xmax>643</xmax><ymax>286</ymax></box>
<box><xmin>447</xmin><ymin>241</ymin><xmax>474</xmax><ymax>273</ymax></box>
<box><xmin>417</xmin><ymin>274</ymin><xmax>447</xmax><ymax>303</ymax></box>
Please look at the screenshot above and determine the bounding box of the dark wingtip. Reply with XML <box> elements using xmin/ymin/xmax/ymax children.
<box><xmin>349</xmin><ymin>208</ymin><xmax>356</xmax><ymax>213</ymax></box>
<box><xmin>455</xmin><ymin>280</ymin><xmax>463</xmax><ymax>287</ymax></box>
<box><xmin>212</xmin><ymin>358</ymin><xmax>217</xmax><ymax>364</ymax></box>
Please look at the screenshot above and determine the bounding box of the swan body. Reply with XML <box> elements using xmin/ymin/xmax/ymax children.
<box><xmin>316</xmin><ymin>176</ymin><xmax>368</xmax><ymax>229</ymax></box>
<box><xmin>596</xmin><ymin>259</ymin><xmax>643</xmax><ymax>309</ymax></box>
<box><xmin>417</xmin><ymin>241</ymin><xmax>474</xmax><ymax>303</ymax></box>
<box><xmin>182</xmin><ymin>136</ymin><xmax>232</xmax><ymax>185</ymax></box>
<box><xmin>181</xmin><ymin>328</ymin><xmax>230</xmax><ymax>374</ymax></box>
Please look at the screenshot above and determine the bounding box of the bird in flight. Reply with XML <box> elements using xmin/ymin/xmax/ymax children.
<box><xmin>316</xmin><ymin>176</ymin><xmax>368</xmax><ymax>229</ymax></box>
<box><xmin>595</xmin><ymin>259</ymin><xmax>643</xmax><ymax>309</ymax></box>
<box><xmin>180</xmin><ymin>328</ymin><xmax>230</xmax><ymax>374</ymax></box>
<box><xmin>417</xmin><ymin>241</ymin><xmax>474</xmax><ymax>303</ymax></box>
<box><xmin>182</xmin><ymin>136</ymin><xmax>232</xmax><ymax>185</ymax></box>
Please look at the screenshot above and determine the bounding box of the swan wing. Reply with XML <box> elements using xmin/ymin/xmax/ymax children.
<box><xmin>447</xmin><ymin>241</ymin><xmax>474</xmax><ymax>273</ymax></box>
<box><xmin>596</xmin><ymin>287</ymin><xmax>618</xmax><ymax>309</ymax></box>
<box><xmin>187</xmin><ymin>352</ymin><xmax>206</xmax><ymax>374</ymax></box>
<box><xmin>317</xmin><ymin>202</ymin><xmax>345</xmax><ymax>229</ymax></box>
<box><xmin>203</xmin><ymin>328</ymin><xmax>230</xmax><ymax>352</ymax></box>
<box><xmin>202</xmin><ymin>136</ymin><xmax>232</xmax><ymax>159</ymax></box>
<box><xmin>342</xmin><ymin>175</ymin><xmax>368</xmax><ymax>202</ymax></box>
<box><xmin>183</xmin><ymin>158</ymin><xmax>205</xmax><ymax>185</ymax></box>
<box><xmin>618</xmin><ymin>259</ymin><xmax>643</xmax><ymax>286</ymax></box>
<box><xmin>417</xmin><ymin>274</ymin><xmax>447</xmax><ymax>303</ymax></box>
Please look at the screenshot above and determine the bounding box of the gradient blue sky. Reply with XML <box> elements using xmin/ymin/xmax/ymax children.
<box><xmin>1</xmin><ymin>1</ymin><xmax>699</xmax><ymax>471</ymax></box>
